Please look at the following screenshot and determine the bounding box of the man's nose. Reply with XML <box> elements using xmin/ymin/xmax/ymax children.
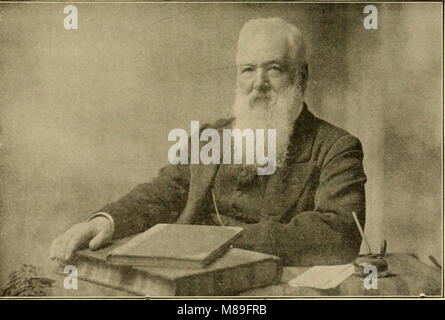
<box><xmin>253</xmin><ymin>68</ymin><xmax>270</xmax><ymax>92</ymax></box>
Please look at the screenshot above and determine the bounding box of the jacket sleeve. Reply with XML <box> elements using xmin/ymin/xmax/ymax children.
<box><xmin>92</xmin><ymin>121</ymin><xmax>222</xmax><ymax>239</ymax></box>
<box><xmin>96</xmin><ymin>163</ymin><xmax>190</xmax><ymax>239</ymax></box>
<box><xmin>233</xmin><ymin>134</ymin><xmax>367</xmax><ymax>266</ymax></box>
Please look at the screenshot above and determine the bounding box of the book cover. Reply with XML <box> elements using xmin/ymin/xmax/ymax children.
<box><xmin>67</xmin><ymin>236</ymin><xmax>283</xmax><ymax>296</ymax></box>
<box><xmin>106</xmin><ymin>224</ymin><xmax>243</xmax><ymax>268</ymax></box>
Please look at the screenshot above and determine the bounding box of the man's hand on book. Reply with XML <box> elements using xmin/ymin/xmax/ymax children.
<box><xmin>50</xmin><ymin>217</ymin><xmax>113</xmax><ymax>264</ymax></box>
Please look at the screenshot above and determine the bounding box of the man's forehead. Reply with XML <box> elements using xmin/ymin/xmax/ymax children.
<box><xmin>237</xmin><ymin>29</ymin><xmax>290</xmax><ymax>65</ymax></box>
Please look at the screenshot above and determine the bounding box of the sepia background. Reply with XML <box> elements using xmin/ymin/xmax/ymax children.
<box><xmin>0</xmin><ymin>3</ymin><xmax>442</xmax><ymax>284</ymax></box>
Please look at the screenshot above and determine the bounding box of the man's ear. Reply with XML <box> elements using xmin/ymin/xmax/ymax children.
<box><xmin>300</xmin><ymin>63</ymin><xmax>309</xmax><ymax>94</ymax></box>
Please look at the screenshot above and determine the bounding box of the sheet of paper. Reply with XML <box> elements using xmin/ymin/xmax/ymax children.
<box><xmin>288</xmin><ymin>264</ymin><xmax>354</xmax><ymax>290</ymax></box>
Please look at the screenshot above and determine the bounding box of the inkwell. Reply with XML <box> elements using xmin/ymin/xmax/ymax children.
<box><xmin>351</xmin><ymin>211</ymin><xmax>389</xmax><ymax>277</ymax></box>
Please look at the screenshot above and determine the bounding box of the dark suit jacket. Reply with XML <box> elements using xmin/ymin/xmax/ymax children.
<box><xmin>97</xmin><ymin>104</ymin><xmax>367</xmax><ymax>266</ymax></box>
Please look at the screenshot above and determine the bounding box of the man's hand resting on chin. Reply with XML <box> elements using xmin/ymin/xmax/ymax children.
<box><xmin>50</xmin><ymin>216</ymin><xmax>114</xmax><ymax>264</ymax></box>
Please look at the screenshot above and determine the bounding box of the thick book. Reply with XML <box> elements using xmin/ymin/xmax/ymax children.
<box><xmin>67</xmin><ymin>236</ymin><xmax>283</xmax><ymax>296</ymax></box>
<box><xmin>106</xmin><ymin>224</ymin><xmax>243</xmax><ymax>268</ymax></box>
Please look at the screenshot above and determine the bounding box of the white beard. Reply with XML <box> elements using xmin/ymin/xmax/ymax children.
<box><xmin>231</xmin><ymin>83</ymin><xmax>304</xmax><ymax>166</ymax></box>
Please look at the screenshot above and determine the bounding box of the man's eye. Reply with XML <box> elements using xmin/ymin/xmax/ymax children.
<box><xmin>241</xmin><ymin>67</ymin><xmax>254</xmax><ymax>73</ymax></box>
<box><xmin>269</xmin><ymin>65</ymin><xmax>282</xmax><ymax>72</ymax></box>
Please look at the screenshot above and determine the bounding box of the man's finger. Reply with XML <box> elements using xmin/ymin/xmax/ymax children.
<box><xmin>89</xmin><ymin>229</ymin><xmax>109</xmax><ymax>250</ymax></box>
<box><xmin>49</xmin><ymin>236</ymin><xmax>62</xmax><ymax>260</ymax></box>
<box><xmin>63</xmin><ymin>228</ymin><xmax>92</xmax><ymax>261</ymax></box>
<box><xmin>54</xmin><ymin>227</ymin><xmax>79</xmax><ymax>262</ymax></box>
<box><xmin>54</xmin><ymin>232</ymin><xmax>74</xmax><ymax>263</ymax></box>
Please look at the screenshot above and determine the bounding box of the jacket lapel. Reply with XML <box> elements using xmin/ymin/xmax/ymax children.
<box><xmin>179</xmin><ymin>105</ymin><xmax>319</xmax><ymax>223</ymax></box>
<box><xmin>260</xmin><ymin>105</ymin><xmax>319</xmax><ymax>219</ymax></box>
<box><xmin>177</xmin><ymin>120</ymin><xmax>234</xmax><ymax>224</ymax></box>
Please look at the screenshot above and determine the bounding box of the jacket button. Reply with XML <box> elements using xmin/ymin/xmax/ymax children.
<box><xmin>240</xmin><ymin>169</ymin><xmax>247</xmax><ymax>177</ymax></box>
<box><xmin>235</xmin><ymin>191</ymin><xmax>243</xmax><ymax>198</ymax></box>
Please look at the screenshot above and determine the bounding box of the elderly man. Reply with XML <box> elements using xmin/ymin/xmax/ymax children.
<box><xmin>50</xmin><ymin>17</ymin><xmax>367</xmax><ymax>267</ymax></box>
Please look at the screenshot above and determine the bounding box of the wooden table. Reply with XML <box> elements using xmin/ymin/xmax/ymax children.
<box><xmin>44</xmin><ymin>253</ymin><xmax>442</xmax><ymax>297</ymax></box>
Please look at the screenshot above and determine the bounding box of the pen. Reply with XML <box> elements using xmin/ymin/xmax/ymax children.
<box><xmin>352</xmin><ymin>211</ymin><xmax>373</xmax><ymax>255</ymax></box>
